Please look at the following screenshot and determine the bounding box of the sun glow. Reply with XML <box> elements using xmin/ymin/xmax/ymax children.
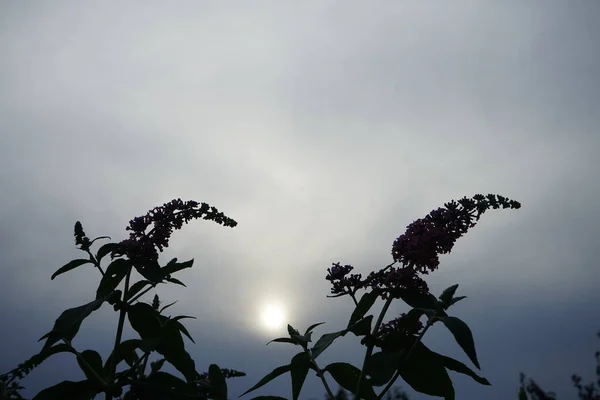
<box><xmin>260</xmin><ymin>303</ymin><xmax>286</xmax><ymax>331</ymax></box>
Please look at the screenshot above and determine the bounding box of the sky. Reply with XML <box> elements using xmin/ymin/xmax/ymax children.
<box><xmin>1</xmin><ymin>1</ymin><xmax>599</xmax><ymax>399</ymax></box>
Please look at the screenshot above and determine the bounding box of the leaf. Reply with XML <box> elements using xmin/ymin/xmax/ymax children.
<box><xmin>365</xmin><ymin>352</ymin><xmax>403</xmax><ymax>387</ymax></box>
<box><xmin>348</xmin><ymin>291</ymin><xmax>378</xmax><ymax>327</ymax></box>
<box><xmin>397</xmin><ymin>289</ymin><xmax>438</xmax><ymax>310</ymax></box>
<box><xmin>103</xmin><ymin>339</ymin><xmax>142</xmax><ymax>376</ymax></box>
<box><xmin>173</xmin><ymin>320</ymin><xmax>195</xmax><ymax>344</ymax></box>
<box><xmin>76</xmin><ymin>350</ymin><xmax>105</xmax><ymax>386</ymax></box>
<box><xmin>267</xmin><ymin>338</ymin><xmax>297</xmax><ymax>346</ymax></box>
<box><xmin>433</xmin><ymin>353</ymin><xmax>491</xmax><ymax>385</ymax></box>
<box><xmin>128</xmin><ymin>303</ymin><xmax>163</xmax><ymax>339</ymax></box>
<box><xmin>150</xmin><ymin>358</ymin><xmax>166</xmax><ymax>374</ymax></box>
<box><xmin>51</xmin><ymin>259</ymin><xmax>92</xmax><ymax>280</ymax></box>
<box><xmin>398</xmin><ymin>342</ymin><xmax>455</xmax><ymax>400</ymax></box>
<box><xmin>290</xmin><ymin>352</ymin><xmax>310</xmax><ymax>400</ymax></box>
<box><xmin>155</xmin><ymin>322</ymin><xmax>198</xmax><ymax>382</ymax></box>
<box><xmin>39</xmin><ymin>296</ymin><xmax>108</xmax><ymax>351</ymax></box>
<box><xmin>310</xmin><ymin>331</ymin><xmax>345</xmax><ymax>359</ymax></box>
<box><xmin>159</xmin><ymin>300</ymin><xmax>178</xmax><ymax>313</ymax></box>
<box><xmin>304</xmin><ymin>322</ymin><xmax>325</xmax><ymax>336</ymax></box>
<box><xmin>96</xmin><ymin>259</ymin><xmax>132</xmax><ymax>299</ymax></box>
<box><xmin>95</xmin><ymin>243</ymin><xmax>122</xmax><ymax>263</ymax></box>
<box><xmin>209</xmin><ymin>364</ymin><xmax>228</xmax><ymax>400</ymax></box>
<box><xmin>437</xmin><ymin>316</ymin><xmax>481</xmax><ymax>369</ymax></box>
<box><xmin>147</xmin><ymin>371</ymin><xmax>190</xmax><ymax>393</ymax></box>
<box><xmin>348</xmin><ymin>315</ymin><xmax>373</xmax><ymax>337</ymax></box>
<box><xmin>324</xmin><ymin>362</ymin><xmax>377</xmax><ymax>400</ymax></box>
<box><xmin>32</xmin><ymin>380</ymin><xmax>100</xmax><ymax>400</ymax></box>
<box><xmin>439</xmin><ymin>284</ymin><xmax>459</xmax><ymax>305</ymax></box>
<box><xmin>161</xmin><ymin>259</ymin><xmax>194</xmax><ymax>277</ymax></box>
<box><xmin>449</xmin><ymin>296</ymin><xmax>467</xmax><ymax>307</ymax></box>
<box><xmin>127</xmin><ymin>280</ymin><xmax>152</xmax><ymax>300</ymax></box>
<box><xmin>241</xmin><ymin>365</ymin><xmax>292</xmax><ymax>397</ymax></box>
<box><xmin>166</xmin><ymin>277</ymin><xmax>186</xmax><ymax>287</ymax></box>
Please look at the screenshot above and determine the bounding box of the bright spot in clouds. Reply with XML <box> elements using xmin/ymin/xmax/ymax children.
<box><xmin>260</xmin><ymin>303</ymin><xmax>286</xmax><ymax>331</ymax></box>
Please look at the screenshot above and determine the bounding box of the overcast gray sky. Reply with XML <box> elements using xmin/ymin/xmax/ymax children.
<box><xmin>1</xmin><ymin>2</ymin><xmax>599</xmax><ymax>399</ymax></box>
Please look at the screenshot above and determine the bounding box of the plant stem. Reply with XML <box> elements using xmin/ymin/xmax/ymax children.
<box><xmin>106</xmin><ymin>269</ymin><xmax>131</xmax><ymax>400</ymax></box>
<box><xmin>376</xmin><ymin>314</ymin><xmax>436</xmax><ymax>400</ymax></box>
<box><xmin>354</xmin><ymin>297</ymin><xmax>393</xmax><ymax>400</ymax></box>
<box><xmin>304</xmin><ymin>347</ymin><xmax>334</xmax><ymax>399</ymax></box>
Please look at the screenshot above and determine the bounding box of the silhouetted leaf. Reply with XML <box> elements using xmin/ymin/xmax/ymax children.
<box><xmin>439</xmin><ymin>284</ymin><xmax>459</xmax><ymax>305</ymax></box>
<box><xmin>304</xmin><ymin>322</ymin><xmax>325</xmax><ymax>336</ymax></box>
<box><xmin>161</xmin><ymin>259</ymin><xmax>194</xmax><ymax>277</ymax></box>
<box><xmin>348</xmin><ymin>315</ymin><xmax>373</xmax><ymax>337</ymax></box>
<box><xmin>156</xmin><ymin>322</ymin><xmax>198</xmax><ymax>382</ymax></box>
<box><xmin>324</xmin><ymin>362</ymin><xmax>377</xmax><ymax>400</ymax></box>
<box><xmin>32</xmin><ymin>379</ymin><xmax>100</xmax><ymax>400</ymax></box>
<box><xmin>96</xmin><ymin>259</ymin><xmax>132</xmax><ymax>299</ymax></box>
<box><xmin>39</xmin><ymin>296</ymin><xmax>108</xmax><ymax>351</ymax></box>
<box><xmin>166</xmin><ymin>277</ymin><xmax>186</xmax><ymax>287</ymax></box>
<box><xmin>397</xmin><ymin>289</ymin><xmax>438</xmax><ymax>310</ymax></box>
<box><xmin>209</xmin><ymin>364</ymin><xmax>228</xmax><ymax>400</ymax></box>
<box><xmin>103</xmin><ymin>339</ymin><xmax>142</xmax><ymax>375</ymax></box>
<box><xmin>399</xmin><ymin>342</ymin><xmax>454</xmax><ymax>400</ymax></box>
<box><xmin>449</xmin><ymin>296</ymin><xmax>467</xmax><ymax>307</ymax></box>
<box><xmin>128</xmin><ymin>303</ymin><xmax>162</xmax><ymax>339</ymax></box>
<box><xmin>290</xmin><ymin>352</ymin><xmax>310</xmax><ymax>400</ymax></box>
<box><xmin>365</xmin><ymin>351</ymin><xmax>403</xmax><ymax>387</ymax></box>
<box><xmin>311</xmin><ymin>331</ymin><xmax>345</xmax><ymax>359</ymax></box>
<box><xmin>127</xmin><ymin>280</ymin><xmax>152</xmax><ymax>300</ymax></box>
<box><xmin>433</xmin><ymin>353</ymin><xmax>490</xmax><ymax>385</ymax></box>
<box><xmin>51</xmin><ymin>259</ymin><xmax>92</xmax><ymax>280</ymax></box>
<box><xmin>76</xmin><ymin>350</ymin><xmax>105</xmax><ymax>387</ymax></box>
<box><xmin>436</xmin><ymin>316</ymin><xmax>480</xmax><ymax>369</ymax></box>
<box><xmin>348</xmin><ymin>291</ymin><xmax>378</xmax><ymax>327</ymax></box>
<box><xmin>241</xmin><ymin>365</ymin><xmax>292</xmax><ymax>397</ymax></box>
<box><xmin>267</xmin><ymin>338</ymin><xmax>297</xmax><ymax>345</ymax></box>
<box><xmin>96</xmin><ymin>243</ymin><xmax>122</xmax><ymax>263</ymax></box>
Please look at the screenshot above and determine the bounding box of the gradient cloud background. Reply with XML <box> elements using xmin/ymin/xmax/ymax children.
<box><xmin>1</xmin><ymin>2</ymin><xmax>599</xmax><ymax>399</ymax></box>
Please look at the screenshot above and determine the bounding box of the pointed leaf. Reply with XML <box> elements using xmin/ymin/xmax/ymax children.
<box><xmin>127</xmin><ymin>280</ymin><xmax>152</xmax><ymax>300</ymax></box>
<box><xmin>32</xmin><ymin>379</ymin><xmax>100</xmax><ymax>400</ymax></box>
<box><xmin>159</xmin><ymin>300</ymin><xmax>178</xmax><ymax>313</ymax></box>
<box><xmin>267</xmin><ymin>338</ymin><xmax>297</xmax><ymax>345</ymax></box>
<box><xmin>310</xmin><ymin>331</ymin><xmax>345</xmax><ymax>359</ymax></box>
<box><xmin>304</xmin><ymin>322</ymin><xmax>325</xmax><ymax>336</ymax></box>
<box><xmin>449</xmin><ymin>296</ymin><xmax>467</xmax><ymax>307</ymax></box>
<box><xmin>439</xmin><ymin>284</ymin><xmax>459</xmax><ymax>305</ymax></box>
<box><xmin>76</xmin><ymin>350</ymin><xmax>106</xmax><ymax>388</ymax></box>
<box><xmin>166</xmin><ymin>277</ymin><xmax>187</xmax><ymax>287</ymax></box>
<box><xmin>365</xmin><ymin>351</ymin><xmax>403</xmax><ymax>387</ymax></box>
<box><xmin>290</xmin><ymin>352</ymin><xmax>310</xmax><ymax>400</ymax></box>
<box><xmin>128</xmin><ymin>303</ymin><xmax>162</xmax><ymax>339</ymax></box>
<box><xmin>209</xmin><ymin>364</ymin><xmax>228</xmax><ymax>400</ymax></box>
<box><xmin>324</xmin><ymin>362</ymin><xmax>377</xmax><ymax>400</ymax></box>
<box><xmin>398</xmin><ymin>342</ymin><xmax>455</xmax><ymax>400</ymax></box>
<box><xmin>161</xmin><ymin>259</ymin><xmax>194</xmax><ymax>277</ymax></box>
<box><xmin>103</xmin><ymin>339</ymin><xmax>142</xmax><ymax>375</ymax></box>
<box><xmin>348</xmin><ymin>315</ymin><xmax>373</xmax><ymax>337</ymax></box>
<box><xmin>96</xmin><ymin>259</ymin><xmax>132</xmax><ymax>299</ymax></box>
<box><xmin>155</xmin><ymin>322</ymin><xmax>198</xmax><ymax>382</ymax></box>
<box><xmin>397</xmin><ymin>289</ymin><xmax>438</xmax><ymax>310</ymax></box>
<box><xmin>39</xmin><ymin>296</ymin><xmax>108</xmax><ymax>351</ymax></box>
<box><xmin>433</xmin><ymin>353</ymin><xmax>490</xmax><ymax>385</ymax></box>
<box><xmin>96</xmin><ymin>243</ymin><xmax>122</xmax><ymax>263</ymax></box>
<box><xmin>348</xmin><ymin>291</ymin><xmax>378</xmax><ymax>327</ymax></box>
<box><xmin>51</xmin><ymin>259</ymin><xmax>92</xmax><ymax>280</ymax></box>
<box><xmin>241</xmin><ymin>365</ymin><xmax>292</xmax><ymax>397</ymax></box>
<box><xmin>437</xmin><ymin>316</ymin><xmax>480</xmax><ymax>369</ymax></box>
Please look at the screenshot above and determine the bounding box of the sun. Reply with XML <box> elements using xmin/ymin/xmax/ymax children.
<box><xmin>260</xmin><ymin>303</ymin><xmax>286</xmax><ymax>331</ymax></box>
